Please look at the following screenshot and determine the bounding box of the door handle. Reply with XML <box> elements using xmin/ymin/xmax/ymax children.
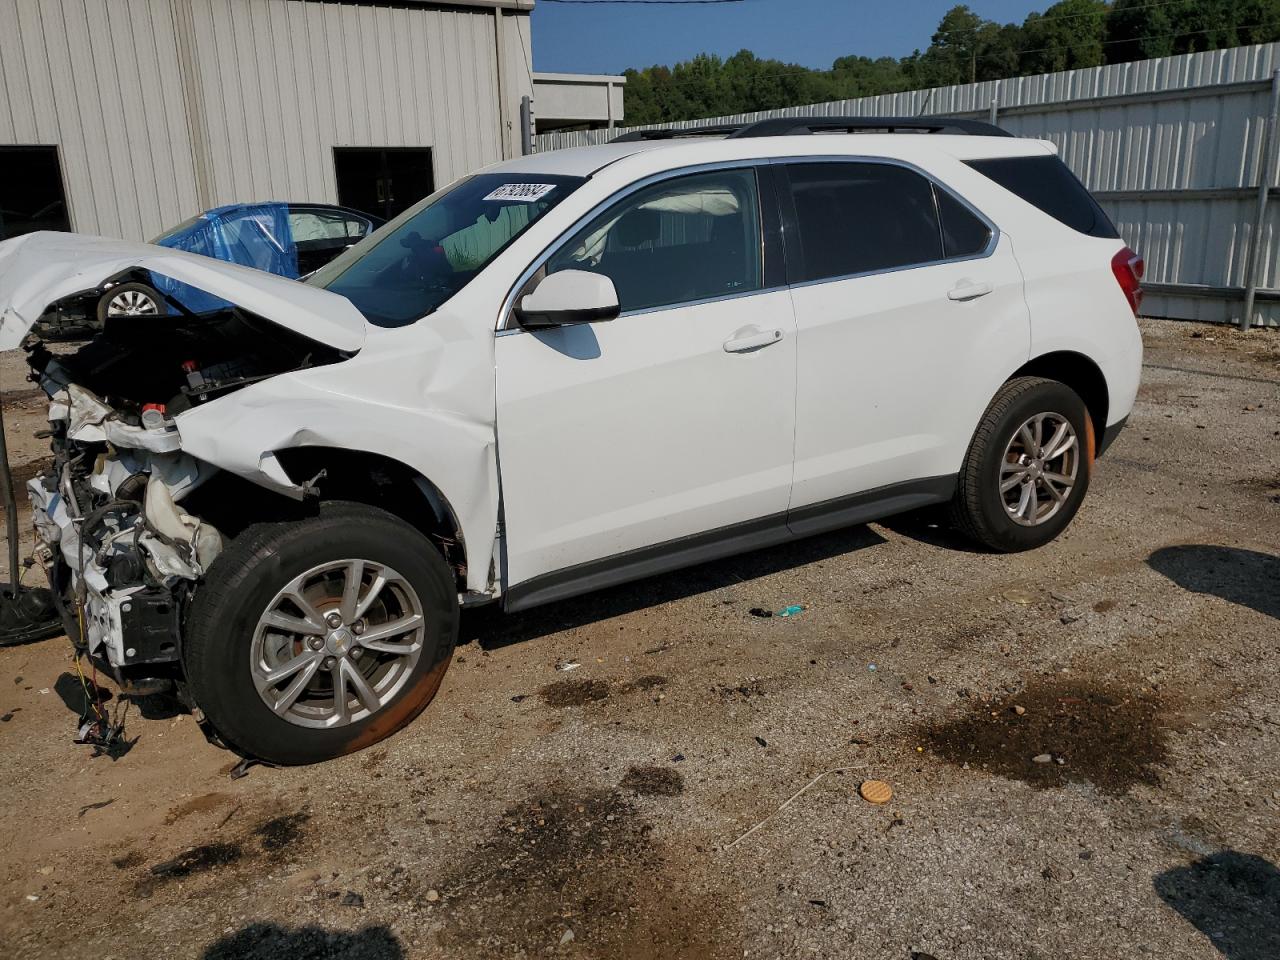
<box><xmin>723</xmin><ymin>328</ymin><xmax>783</xmax><ymax>353</ymax></box>
<box><xmin>947</xmin><ymin>279</ymin><xmax>993</xmax><ymax>301</ymax></box>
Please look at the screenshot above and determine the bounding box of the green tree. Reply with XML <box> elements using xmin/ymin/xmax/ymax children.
<box><xmin>1105</xmin><ymin>0</ymin><xmax>1175</xmax><ymax>63</ymax></box>
<box><xmin>1021</xmin><ymin>0</ymin><xmax>1109</xmax><ymax>74</ymax></box>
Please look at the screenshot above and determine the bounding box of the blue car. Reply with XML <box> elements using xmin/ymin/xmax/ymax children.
<box><xmin>98</xmin><ymin>202</ymin><xmax>383</xmax><ymax>320</ymax></box>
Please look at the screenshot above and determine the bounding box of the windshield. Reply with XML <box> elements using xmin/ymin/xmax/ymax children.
<box><xmin>307</xmin><ymin>173</ymin><xmax>584</xmax><ymax>326</ymax></box>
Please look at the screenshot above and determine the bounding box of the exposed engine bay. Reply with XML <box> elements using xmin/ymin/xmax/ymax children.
<box><xmin>21</xmin><ymin>283</ymin><xmax>350</xmax><ymax>685</ymax></box>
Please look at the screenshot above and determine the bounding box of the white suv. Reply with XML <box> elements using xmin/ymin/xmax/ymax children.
<box><xmin>0</xmin><ymin>117</ymin><xmax>1143</xmax><ymax>764</ymax></box>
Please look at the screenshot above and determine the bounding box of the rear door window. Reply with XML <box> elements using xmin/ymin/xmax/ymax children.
<box><xmin>967</xmin><ymin>155</ymin><xmax>1119</xmax><ymax>239</ymax></box>
<box><xmin>783</xmin><ymin>162</ymin><xmax>943</xmax><ymax>282</ymax></box>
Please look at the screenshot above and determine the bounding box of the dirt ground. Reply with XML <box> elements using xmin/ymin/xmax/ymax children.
<box><xmin>0</xmin><ymin>318</ymin><xmax>1277</xmax><ymax>960</ymax></box>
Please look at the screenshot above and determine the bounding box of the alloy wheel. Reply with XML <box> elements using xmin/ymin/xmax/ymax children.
<box><xmin>106</xmin><ymin>288</ymin><xmax>160</xmax><ymax>317</ymax></box>
<box><xmin>250</xmin><ymin>559</ymin><xmax>425</xmax><ymax>728</ymax></box>
<box><xmin>998</xmin><ymin>412</ymin><xmax>1080</xmax><ymax>526</ymax></box>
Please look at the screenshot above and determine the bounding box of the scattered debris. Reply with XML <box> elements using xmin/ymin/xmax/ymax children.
<box><xmin>425</xmin><ymin>889</ymin><xmax>440</xmax><ymax>902</ymax></box>
<box><xmin>754</xmin><ymin>736</ymin><xmax>768</xmax><ymax>748</ymax></box>
<box><xmin>1032</xmin><ymin>753</ymin><xmax>1053</xmax><ymax>764</ymax></box>
<box><xmin>748</xmin><ymin>607</ymin><xmax>773</xmax><ymax>618</ymax></box>
<box><xmin>1013</xmin><ymin>705</ymin><xmax>1026</xmax><ymax>716</ymax></box>
<box><xmin>73</xmin><ymin>715</ymin><xmax>135</xmax><ymax>761</ymax></box>
<box><xmin>510</xmin><ymin>694</ymin><xmax>527</xmax><ymax>703</ymax></box>
<box><xmin>859</xmin><ymin>780</ymin><xmax>893</xmax><ymax>805</ymax></box>
<box><xmin>339</xmin><ymin>890</ymin><xmax>365</xmax><ymax>908</ymax></box>
<box><xmin>559</xmin><ymin>929</ymin><xmax>575</xmax><ymax>946</ymax></box>
<box><xmin>555</xmin><ymin>660</ymin><xmax>581</xmax><ymax>672</ymax></box>
<box><xmin>76</xmin><ymin>799</ymin><xmax>114</xmax><ymax>819</ymax></box>
<box><xmin>776</xmin><ymin>604</ymin><xmax>805</xmax><ymax>617</ymax></box>
<box><xmin>229</xmin><ymin>756</ymin><xmax>274</xmax><ymax>780</ymax></box>
<box><xmin>868</xmin><ymin>664</ymin><xmax>878</xmax><ymax>672</ymax></box>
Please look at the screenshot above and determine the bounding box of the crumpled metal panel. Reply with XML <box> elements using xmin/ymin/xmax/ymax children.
<box><xmin>0</xmin><ymin>231</ymin><xmax>366</xmax><ymax>351</ymax></box>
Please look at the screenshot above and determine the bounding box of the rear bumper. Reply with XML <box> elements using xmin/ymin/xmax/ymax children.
<box><xmin>1097</xmin><ymin>415</ymin><xmax>1128</xmax><ymax>458</ymax></box>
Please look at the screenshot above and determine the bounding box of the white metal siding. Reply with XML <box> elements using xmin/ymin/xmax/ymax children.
<box><xmin>0</xmin><ymin>0</ymin><xmax>201</xmax><ymax>239</ymax></box>
<box><xmin>0</xmin><ymin>0</ymin><xmax>526</xmax><ymax>240</ymax></box>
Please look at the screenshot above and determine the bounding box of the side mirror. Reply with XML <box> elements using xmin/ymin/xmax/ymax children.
<box><xmin>514</xmin><ymin>270</ymin><xmax>620</xmax><ymax>329</ymax></box>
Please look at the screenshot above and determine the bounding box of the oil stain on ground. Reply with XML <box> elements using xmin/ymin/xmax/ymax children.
<box><xmin>539</xmin><ymin>678</ymin><xmax>611</xmax><ymax>708</ymax></box>
<box><xmin>919</xmin><ymin>676</ymin><xmax>1169</xmax><ymax>794</ymax></box>
<box><xmin>620</xmin><ymin>765</ymin><xmax>685</xmax><ymax>796</ymax></box>
<box><xmin>253</xmin><ymin>812</ymin><xmax>310</xmax><ymax>851</ymax></box>
<box><xmin>434</xmin><ymin>785</ymin><xmax>737</xmax><ymax>958</ymax></box>
<box><xmin>134</xmin><ymin>810</ymin><xmax>312</xmax><ymax>896</ymax></box>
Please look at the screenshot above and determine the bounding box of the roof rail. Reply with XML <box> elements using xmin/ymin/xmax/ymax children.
<box><xmin>728</xmin><ymin>116</ymin><xmax>1011</xmax><ymax>138</ymax></box>
<box><xmin>611</xmin><ymin>124</ymin><xmax>745</xmax><ymax>142</ymax></box>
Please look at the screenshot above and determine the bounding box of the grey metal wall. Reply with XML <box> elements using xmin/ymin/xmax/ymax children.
<box><xmin>536</xmin><ymin>43</ymin><xmax>1280</xmax><ymax>327</ymax></box>
<box><xmin>0</xmin><ymin>0</ymin><xmax>533</xmax><ymax>241</ymax></box>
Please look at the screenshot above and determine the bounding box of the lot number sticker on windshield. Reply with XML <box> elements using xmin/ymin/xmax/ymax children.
<box><xmin>483</xmin><ymin>183</ymin><xmax>557</xmax><ymax>203</ymax></box>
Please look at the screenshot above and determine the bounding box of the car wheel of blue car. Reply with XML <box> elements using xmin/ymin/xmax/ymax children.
<box><xmin>98</xmin><ymin>281</ymin><xmax>162</xmax><ymax>322</ymax></box>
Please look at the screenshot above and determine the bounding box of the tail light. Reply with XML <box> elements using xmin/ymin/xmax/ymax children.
<box><xmin>1110</xmin><ymin>246</ymin><xmax>1144</xmax><ymax>315</ymax></box>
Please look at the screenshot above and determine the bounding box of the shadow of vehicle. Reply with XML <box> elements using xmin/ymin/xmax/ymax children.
<box><xmin>1153</xmin><ymin>851</ymin><xmax>1280</xmax><ymax>960</ymax></box>
<box><xmin>202</xmin><ymin>923</ymin><xmax>404</xmax><ymax>960</ymax></box>
<box><xmin>461</xmin><ymin>523</ymin><xmax>888</xmax><ymax>650</ymax></box>
<box><xmin>1147</xmin><ymin>545</ymin><xmax>1279</xmax><ymax>620</ymax></box>
<box><xmin>874</xmin><ymin>505</ymin><xmax>991</xmax><ymax>554</ymax></box>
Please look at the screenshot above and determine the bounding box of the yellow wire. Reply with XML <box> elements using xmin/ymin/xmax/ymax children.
<box><xmin>72</xmin><ymin>602</ymin><xmax>106</xmax><ymax>724</ymax></box>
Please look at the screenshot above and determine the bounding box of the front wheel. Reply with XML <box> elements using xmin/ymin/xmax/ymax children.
<box><xmin>183</xmin><ymin>503</ymin><xmax>458</xmax><ymax>765</ymax></box>
<box><xmin>950</xmin><ymin>377</ymin><xmax>1093</xmax><ymax>552</ymax></box>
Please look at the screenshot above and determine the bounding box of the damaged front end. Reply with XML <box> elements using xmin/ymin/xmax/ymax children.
<box><xmin>3</xmin><ymin>232</ymin><xmax>364</xmax><ymax>687</ymax></box>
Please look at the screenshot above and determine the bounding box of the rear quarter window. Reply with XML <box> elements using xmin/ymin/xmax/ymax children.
<box><xmin>967</xmin><ymin>155</ymin><xmax>1119</xmax><ymax>239</ymax></box>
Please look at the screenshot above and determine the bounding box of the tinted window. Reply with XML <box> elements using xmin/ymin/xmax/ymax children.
<box><xmin>935</xmin><ymin>187</ymin><xmax>992</xmax><ymax>258</ymax></box>
<box><xmin>785</xmin><ymin>163</ymin><xmax>942</xmax><ymax>282</ymax></box>
<box><xmin>967</xmin><ymin>155</ymin><xmax>1119</xmax><ymax>239</ymax></box>
<box><xmin>547</xmin><ymin>169</ymin><xmax>762</xmax><ymax>313</ymax></box>
<box><xmin>310</xmin><ymin>173</ymin><xmax>583</xmax><ymax>326</ymax></box>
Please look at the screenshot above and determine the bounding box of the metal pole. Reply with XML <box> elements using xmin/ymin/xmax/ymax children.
<box><xmin>989</xmin><ymin>80</ymin><xmax>1000</xmax><ymax>127</ymax></box>
<box><xmin>519</xmin><ymin>95</ymin><xmax>533</xmax><ymax>156</ymax></box>
<box><xmin>0</xmin><ymin>389</ymin><xmax>20</xmax><ymax>598</ymax></box>
<box><xmin>1241</xmin><ymin>68</ymin><xmax>1280</xmax><ymax>331</ymax></box>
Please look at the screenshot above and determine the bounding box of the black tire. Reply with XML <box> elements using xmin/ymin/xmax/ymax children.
<box><xmin>97</xmin><ymin>281</ymin><xmax>163</xmax><ymax>322</ymax></box>
<box><xmin>949</xmin><ymin>377</ymin><xmax>1093</xmax><ymax>552</ymax></box>
<box><xmin>183</xmin><ymin>502</ymin><xmax>458</xmax><ymax>765</ymax></box>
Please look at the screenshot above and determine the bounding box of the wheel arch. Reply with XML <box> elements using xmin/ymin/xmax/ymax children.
<box><xmin>1008</xmin><ymin>351</ymin><xmax>1108</xmax><ymax>452</ymax></box>
<box><xmin>273</xmin><ymin>447</ymin><xmax>472</xmax><ymax>593</ymax></box>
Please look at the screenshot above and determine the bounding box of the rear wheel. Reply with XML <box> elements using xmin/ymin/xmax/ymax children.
<box><xmin>950</xmin><ymin>377</ymin><xmax>1093</xmax><ymax>552</ymax></box>
<box><xmin>183</xmin><ymin>503</ymin><xmax>458</xmax><ymax>764</ymax></box>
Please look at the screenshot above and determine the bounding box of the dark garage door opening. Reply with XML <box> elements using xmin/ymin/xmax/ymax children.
<box><xmin>334</xmin><ymin>148</ymin><xmax>434</xmax><ymax>222</ymax></box>
<box><xmin>0</xmin><ymin>146</ymin><xmax>71</xmax><ymax>241</ymax></box>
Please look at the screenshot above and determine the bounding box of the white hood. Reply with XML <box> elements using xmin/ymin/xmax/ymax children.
<box><xmin>0</xmin><ymin>231</ymin><xmax>367</xmax><ymax>352</ymax></box>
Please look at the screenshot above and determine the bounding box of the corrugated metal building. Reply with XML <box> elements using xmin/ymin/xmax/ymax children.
<box><xmin>537</xmin><ymin>43</ymin><xmax>1280</xmax><ymax>328</ymax></box>
<box><xmin>0</xmin><ymin>0</ymin><xmax>534</xmax><ymax>241</ymax></box>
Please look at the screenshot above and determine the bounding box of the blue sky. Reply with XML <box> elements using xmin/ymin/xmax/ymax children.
<box><xmin>532</xmin><ymin>0</ymin><xmax>1047</xmax><ymax>75</ymax></box>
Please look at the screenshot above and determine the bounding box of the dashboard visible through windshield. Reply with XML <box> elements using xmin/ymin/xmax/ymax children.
<box><xmin>307</xmin><ymin>173</ymin><xmax>585</xmax><ymax>327</ymax></box>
